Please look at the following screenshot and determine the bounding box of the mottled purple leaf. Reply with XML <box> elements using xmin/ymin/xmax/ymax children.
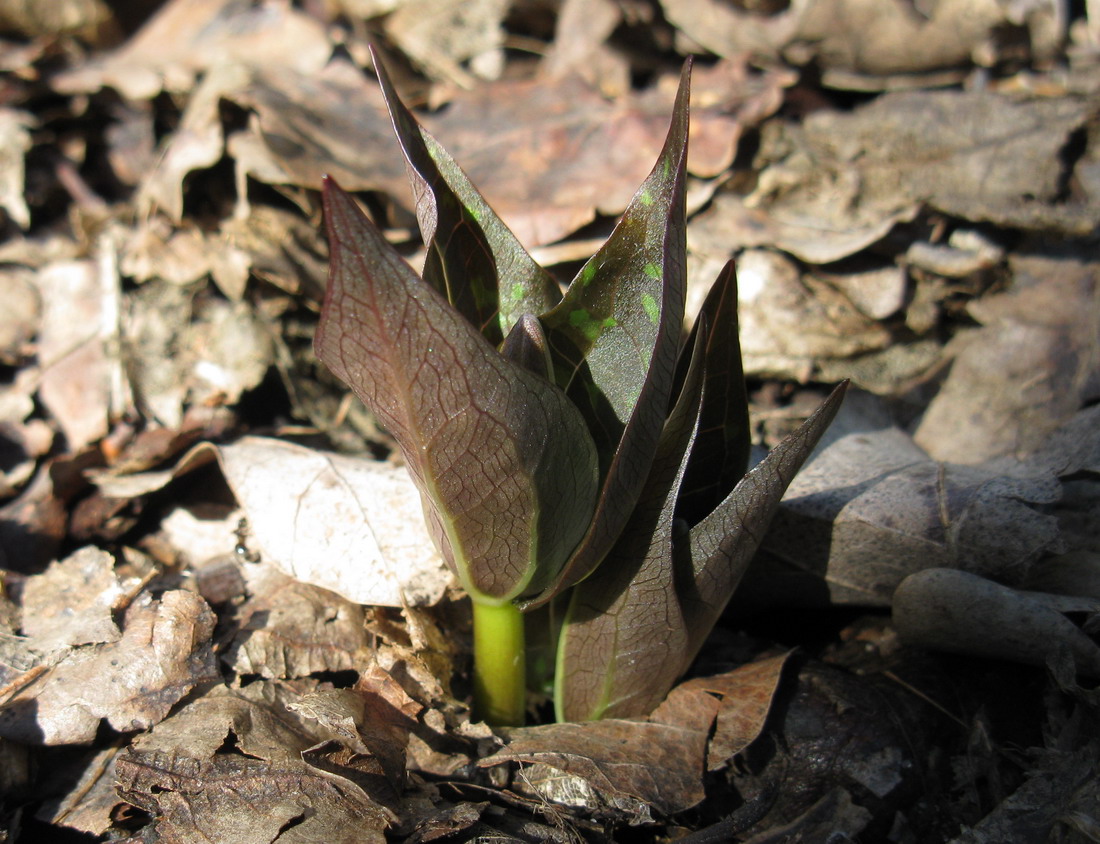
<box><xmin>674</xmin><ymin>260</ymin><xmax>750</xmax><ymax>526</ymax></box>
<box><xmin>523</xmin><ymin>60</ymin><xmax>693</xmax><ymax>608</ymax></box>
<box><xmin>555</xmin><ymin>322</ymin><xmax>707</xmax><ymax>722</ymax></box>
<box><xmin>372</xmin><ymin>48</ymin><xmax>560</xmax><ymax>343</ymax></box>
<box><xmin>679</xmin><ymin>382</ymin><xmax>848</xmax><ymax>664</ymax></box>
<box><xmin>314</xmin><ymin>178</ymin><xmax>597</xmax><ymax>602</ymax></box>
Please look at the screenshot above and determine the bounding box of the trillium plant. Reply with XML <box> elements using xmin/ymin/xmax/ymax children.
<box><xmin>314</xmin><ymin>52</ymin><xmax>846</xmax><ymax>727</ymax></box>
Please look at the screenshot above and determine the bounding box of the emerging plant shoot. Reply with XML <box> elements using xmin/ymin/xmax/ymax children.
<box><xmin>315</xmin><ymin>51</ymin><xmax>846</xmax><ymax>726</ymax></box>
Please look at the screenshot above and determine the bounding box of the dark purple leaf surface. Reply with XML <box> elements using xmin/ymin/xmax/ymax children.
<box><xmin>372</xmin><ymin>49</ymin><xmax>560</xmax><ymax>343</ymax></box>
<box><xmin>523</xmin><ymin>60</ymin><xmax>693</xmax><ymax>608</ymax></box>
<box><xmin>675</xmin><ymin>260</ymin><xmax>751</xmax><ymax>526</ymax></box>
<box><xmin>315</xmin><ymin>179</ymin><xmax>597</xmax><ymax>602</ymax></box>
<box><xmin>679</xmin><ymin>382</ymin><xmax>848</xmax><ymax>664</ymax></box>
<box><xmin>555</xmin><ymin>323</ymin><xmax>707</xmax><ymax>722</ymax></box>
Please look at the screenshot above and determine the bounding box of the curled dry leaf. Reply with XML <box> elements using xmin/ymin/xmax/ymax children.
<box><xmin>0</xmin><ymin>589</ymin><xmax>216</xmax><ymax>745</ymax></box>
<box><xmin>893</xmin><ymin>568</ymin><xmax>1100</xmax><ymax>677</ymax></box>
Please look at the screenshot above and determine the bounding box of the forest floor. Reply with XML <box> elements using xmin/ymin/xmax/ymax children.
<box><xmin>0</xmin><ymin>1</ymin><xmax>1098</xmax><ymax>842</ymax></box>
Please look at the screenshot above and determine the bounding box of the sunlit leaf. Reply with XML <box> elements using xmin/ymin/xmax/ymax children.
<box><xmin>315</xmin><ymin>178</ymin><xmax>597</xmax><ymax>603</ymax></box>
<box><xmin>372</xmin><ymin>47</ymin><xmax>560</xmax><ymax>343</ymax></box>
<box><xmin>523</xmin><ymin>60</ymin><xmax>693</xmax><ymax>608</ymax></box>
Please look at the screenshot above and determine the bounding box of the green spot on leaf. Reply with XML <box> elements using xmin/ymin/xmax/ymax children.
<box><xmin>581</xmin><ymin>262</ymin><xmax>597</xmax><ymax>287</ymax></box>
<box><xmin>644</xmin><ymin>263</ymin><xmax>661</xmax><ymax>280</ymax></box>
<box><xmin>642</xmin><ymin>294</ymin><xmax>659</xmax><ymax>324</ymax></box>
<box><xmin>639</xmin><ymin>188</ymin><xmax>654</xmax><ymax>206</ymax></box>
<box><xmin>569</xmin><ymin>308</ymin><xmax>617</xmax><ymax>341</ymax></box>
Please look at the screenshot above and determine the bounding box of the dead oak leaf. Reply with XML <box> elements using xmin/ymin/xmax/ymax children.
<box><xmin>0</xmin><ymin>590</ymin><xmax>217</xmax><ymax>745</ymax></box>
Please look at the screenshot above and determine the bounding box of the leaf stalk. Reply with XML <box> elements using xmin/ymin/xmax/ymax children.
<box><xmin>471</xmin><ymin>600</ymin><xmax>526</xmax><ymax>726</ymax></box>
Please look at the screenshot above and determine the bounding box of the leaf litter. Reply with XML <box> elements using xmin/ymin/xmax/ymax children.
<box><xmin>0</xmin><ymin>0</ymin><xmax>1099</xmax><ymax>841</ymax></box>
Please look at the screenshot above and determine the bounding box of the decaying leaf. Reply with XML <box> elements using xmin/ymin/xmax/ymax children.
<box><xmin>116</xmin><ymin>749</ymin><xmax>392</xmax><ymax>844</ymax></box>
<box><xmin>672</xmin><ymin>652</ymin><xmax>792</xmax><ymax>771</ymax></box>
<box><xmin>224</xmin><ymin>563</ymin><xmax>373</xmax><ymax>680</ymax></box>
<box><xmin>35</xmin><ymin>250</ymin><xmax>127</xmax><ymax>452</ymax></box>
<box><xmin>52</xmin><ymin>0</ymin><xmax>333</xmax><ymax>100</ymax></box>
<box><xmin>691</xmin><ymin>89</ymin><xmax>1098</xmax><ymax>266</ymax></box>
<box><xmin>118</xmin><ymin>680</ymin><xmax>403</xmax><ymax>843</ymax></box>
<box><xmin>753</xmin><ymin>422</ymin><xmax>1065</xmax><ymax>607</ymax></box>
<box><xmin>19</xmin><ymin>546</ymin><xmax>142</xmax><ymax>652</ymax></box>
<box><xmin>659</xmin><ymin>0</ymin><xmax>1060</xmax><ymax>89</ymax></box>
<box><xmin>0</xmin><ymin>589</ymin><xmax>216</xmax><ymax>745</ymax></box>
<box><xmin>893</xmin><ymin>568</ymin><xmax>1100</xmax><ymax>676</ymax></box>
<box><xmin>423</xmin><ymin>67</ymin><xmax>755</xmax><ymax>246</ymax></box>
<box><xmin>481</xmin><ymin>716</ymin><xmax>710</xmax><ymax>816</ymax></box>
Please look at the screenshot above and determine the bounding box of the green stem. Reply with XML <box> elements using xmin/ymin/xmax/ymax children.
<box><xmin>471</xmin><ymin>600</ymin><xmax>526</xmax><ymax>726</ymax></box>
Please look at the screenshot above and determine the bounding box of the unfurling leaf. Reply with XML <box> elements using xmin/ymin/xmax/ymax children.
<box><xmin>315</xmin><ymin>180</ymin><xmax>597</xmax><ymax>603</ymax></box>
<box><xmin>372</xmin><ymin>46</ymin><xmax>560</xmax><ymax>342</ymax></box>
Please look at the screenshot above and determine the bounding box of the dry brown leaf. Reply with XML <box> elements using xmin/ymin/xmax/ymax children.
<box><xmin>661</xmin><ymin>0</ymin><xmax>1059</xmax><ymax>89</ymax></box>
<box><xmin>914</xmin><ymin>254</ymin><xmax>1100</xmax><ymax>464</ymax></box>
<box><xmin>0</xmin><ymin>109</ymin><xmax>31</xmax><ymax>229</ymax></box>
<box><xmin>120</xmin><ymin>681</ymin><xmax>399</xmax><ymax>842</ymax></box>
<box><xmin>541</xmin><ymin>0</ymin><xmax>628</xmax><ymax>96</ymax></box>
<box><xmin>893</xmin><ymin>568</ymin><xmax>1100</xmax><ymax>676</ymax></box>
<box><xmin>692</xmin><ymin>90</ymin><xmax>1096</xmax><ymax>265</ymax></box>
<box><xmin>673</xmin><ymin>653</ymin><xmax>792</xmax><ymax>771</ymax></box>
<box><xmin>384</xmin><ymin>0</ymin><xmax>509</xmax><ymax>86</ymax></box>
<box><xmin>20</xmin><ymin>546</ymin><xmax>142</xmax><ymax>652</ymax></box>
<box><xmin>424</xmin><ymin>69</ymin><xmax>758</xmax><ymax>246</ymax></box>
<box><xmin>753</xmin><ymin>424</ymin><xmax>1064</xmax><ymax>607</ymax></box>
<box><xmin>116</xmin><ymin>749</ymin><xmax>393</xmax><ymax>844</ymax></box>
<box><xmin>224</xmin><ymin>563</ymin><xmax>372</xmax><ymax>680</ymax></box>
<box><xmin>0</xmin><ymin>268</ymin><xmax>37</xmax><ymax>364</ymax></box>
<box><xmin>481</xmin><ymin>702</ymin><xmax>714</xmax><ymax>815</ymax></box>
<box><xmin>36</xmin><ymin>746</ymin><xmax>125</xmax><ymax>836</ymax></box>
<box><xmin>209</xmin><ymin>437</ymin><xmax>450</xmax><ymax>607</ymax></box>
<box><xmin>698</xmin><ymin>249</ymin><xmax>893</xmax><ymax>381</ymax></box>
<box><xmin>289</xmin><ymin>684</ymin><xmax>418</xmax><ymax>805</ymax></box>
<box><xmin>35</xmin><ymin>250</ymin><xmax>127</xmax><ymax>452</ymax></box>
<box><xmin>0</xmin><ymin>589</ymin><xmax>217</xmax><ymax>744</ymax></box>
<box><xmin>130</xmin><ymin>682</ymin><xmax>323</xmax><ymax>762</ymax></box>
<box><xmin>52</xmin><ymin>0</ymin><xmax>333</xmax><ymax>99</ymax></box>
<box><xmin>227</xmin><ymin>60</ymin><xmax>410</xmax><ymax>210</ymax></box>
